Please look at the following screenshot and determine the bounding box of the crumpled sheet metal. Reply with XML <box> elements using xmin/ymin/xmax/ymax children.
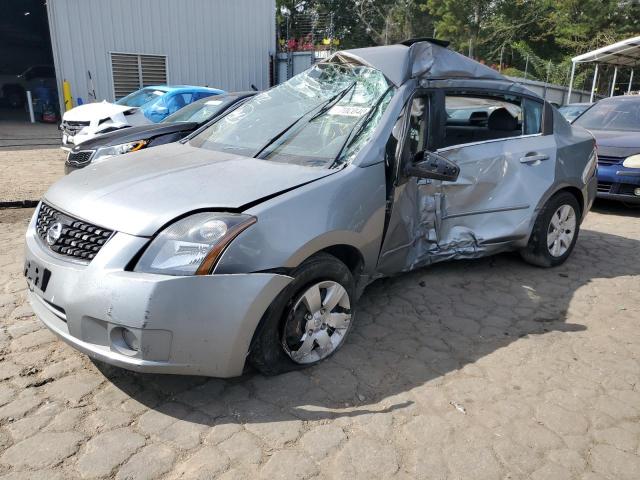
<box><xmin>325</xmin><ymin>40</ymin><xmax>508</xmax><ymax>88</ymax></box>
<box><xmin>408</xmin><ymin>41</ymin><xmax>505</xmax><ymax>82</ymax></box>
<box><xmin>379</xmin><ymin>184</ymin><xmax>488</xmax><ymax>274</ymax></box>
<box><xmin>378</xmin><ymin>137</ymin><xmax>543</xmax><ymax>274</ymax></box>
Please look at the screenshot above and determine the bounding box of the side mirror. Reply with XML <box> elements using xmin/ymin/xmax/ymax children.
<box><xmin>155</xmin><ymin>106</ymin><xmax>169</xmax><ymax>116</ymax></box>
<box><xmin>406</xmin><ymin>151</ymin><xmax>460</xmax><ymax>182</ymax></box>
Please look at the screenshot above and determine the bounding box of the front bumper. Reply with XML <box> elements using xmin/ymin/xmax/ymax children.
<box><xmin>64</xmin><ymin>163</ymin><xmax>81</xmax><ymax>175</ymax></box>
<box><xmin>596</xmin><ymin>164</ymin><xmax>640</xmax><ymax>203</ymax></box>
<box><xmin>64</xmin><ymin>162</ymin><xmax>88</xmax><ymax>175</ymax></box>
<box><xmin>24</xmin><ymin>209</ymin><xmax>292</xmax><ymax>377</ymax></box>
<box><xmin>62</xmin><ymin>131</ymin><xmax>95</xmax><ymax>147</ymax></box>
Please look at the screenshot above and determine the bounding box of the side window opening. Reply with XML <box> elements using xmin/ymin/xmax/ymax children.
<box><xmin>403</xmin><ymin>96</ymin><xmax>429</xmax><ymax>164</ymax></box>
<box><xmin>440</xmin><ymin>93</ymin><xmax>527</xmax><ymax>149</ymax></box>
<box><xmin>522</xmin><ymin>98</ymin><xmax>543</xmax><ymax>135</ymax></box>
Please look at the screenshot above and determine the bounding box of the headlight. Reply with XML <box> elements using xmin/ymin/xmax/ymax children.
<box><xmin>623</xmin><ymin>154</ymin><xmax>640</xmax><ymax>169</ymax></box>
<box><xmin>582</xmin><ymin>148</ymin><xmax>597</xmax><ymax>183</ymax></box>
<box><xmin>92</xmin><ymin>140</ymin><xmax>148</xmax><ymax>163</ymax></box>
<box><xmin>134</xmin><ymin>213</ymin><xmax>256</xmax><ymax>276</ymax></box>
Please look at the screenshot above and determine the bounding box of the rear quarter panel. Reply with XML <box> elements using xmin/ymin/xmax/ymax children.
<box><xmin>545</xmin><ymin>108</ymin><xmax>596</xmax><ymax>220</ymax></box>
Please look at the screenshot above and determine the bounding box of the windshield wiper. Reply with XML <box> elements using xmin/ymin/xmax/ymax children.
<box><xmin>331</xmin><ymin>86</ymin><xmax>393</xmax><ymax>168</ymax></box>
<box><xmin>253</xmin><ymin>81</ymin><xmax>357</xmax><ymax>159</ymax></box>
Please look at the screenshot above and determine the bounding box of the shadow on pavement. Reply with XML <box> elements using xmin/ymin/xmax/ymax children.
<box><xmin>95</xmin><ymin>224</ymin><xmax>639</xmax><ymax>427</ymax></box>
<box><xmin>592</xmin><ymin>198</ymin><xmax>640</xmax><ymax>218</ymax></box>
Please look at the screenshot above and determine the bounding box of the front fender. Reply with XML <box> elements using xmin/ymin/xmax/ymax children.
<box><xmin>214</xmin><ymin>163</ymin><xmax>387</xmax><ymax>276</ymax></box>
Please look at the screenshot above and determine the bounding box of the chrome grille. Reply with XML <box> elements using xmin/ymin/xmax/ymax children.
<box><xmin>61</xmin><ymin>120</ymin><xmax>89</xmax><ymax>136</ymax></box>
<box><xmin>36</xmin><ymin>203</ymin><xmax>113</xmax><ymax>261</ymax></box>
<box><xmin>597</xmin><ymin>155</ymin><xmax>623</xmax><ymax>166</ymax></box>
<box><xmin>66</xmin><ymin>150</ymin><xmax>95</xmax><ymax>166</ymax></box>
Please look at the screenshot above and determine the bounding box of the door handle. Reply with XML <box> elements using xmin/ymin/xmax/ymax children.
<box><xmin>520</xmin><ymin>153</ymin><xmax>549</xmax><ymax>164</ymax></box>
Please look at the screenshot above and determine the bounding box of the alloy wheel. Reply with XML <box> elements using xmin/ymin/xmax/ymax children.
<box><xmin>282</xmin><ymin>280</ymin><xmax>352</xmax><ymax>364</ymax></box>
<box><xmin>547</xmin><ymin>204</ymin><xmax>576</xmax><ymax>257</ymax></box>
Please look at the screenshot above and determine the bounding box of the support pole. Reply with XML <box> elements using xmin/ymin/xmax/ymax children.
<box><xmin>610</xmin><ymin>66</ymin><xmax>618</xmax><ymax>97</ymax></box>
<box><xmin>629</xmin><ymin>69</ymin><xmax>635</xmax><ymax>94</ymax></box>
<box><xmin>26</xmin><ymin>90</ymin><xmax>35</xmax><ymax>123</ymax></box>
<box><xmin>567</xmin><ymin>62</ymin><xmax>576</xmax><ymax>104</ymax></box>
<box><xmin>590</xmin><ymin>64</ymin><xmax>599</xmax><ymax>103</ymax></box>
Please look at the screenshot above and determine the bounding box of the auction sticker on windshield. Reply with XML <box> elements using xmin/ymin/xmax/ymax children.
<box><xmin>327</xmin><ymin>105</ymin><xmax>370</xmax><ymax>117</ymax></box>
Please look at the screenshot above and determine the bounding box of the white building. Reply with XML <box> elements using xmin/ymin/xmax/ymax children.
<box><xmin>46</xmin><ymin>0</ymin><xmax>275</xmax><ymax>106</ymax></box>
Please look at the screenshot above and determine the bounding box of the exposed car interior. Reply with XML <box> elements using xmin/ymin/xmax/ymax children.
<box><xmin>442</xmin><ymin>95</ymin><xmax>523</xmax><ymax>147</ymax></box>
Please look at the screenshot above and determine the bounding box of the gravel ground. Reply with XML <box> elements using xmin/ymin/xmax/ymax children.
<box><xmin>0</xmin><ymin>149</ymin><xmax>638</xmax><ymax>479</ymax></box>
<box><xmin>0</xmin><ymin>148</ymin><xmax>65</xmax><ymax>204</ymax></box>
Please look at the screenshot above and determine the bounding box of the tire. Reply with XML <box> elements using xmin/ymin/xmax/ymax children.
<box><xmin>520</xmin><ymin>191</ymin><xmax>581</xmax><ymax>268</ymax></box>
<box><xmin>249</xmin><ymin>252</ymin><xmax>355</xmax><ymax>376</ymax></box>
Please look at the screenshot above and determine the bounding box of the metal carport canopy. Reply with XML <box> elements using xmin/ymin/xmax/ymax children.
<box><xmin>567</xmin><ymin>35</ymin><xmax>640</xmax><ymax>103</ymax></box>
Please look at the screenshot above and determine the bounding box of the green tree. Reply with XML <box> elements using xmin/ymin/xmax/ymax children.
<box><xmin>353</xmin><ymin>0</ymin><xmax>434</xmax><ymax>45</ymax></box>
<box><xmin>276</xmin><ymin>0</ymin><xmax>640</xmax><ymax>73</ymax></box>
<box><xmin>425</xmin><ymin>0</ymin><xmax>494</xmax><ymax>58</ymax></box>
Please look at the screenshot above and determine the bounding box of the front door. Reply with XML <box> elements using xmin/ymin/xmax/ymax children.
<box><xmin>377</xmin><ymin>93</ymin><xmax>441</xmax><ymax>274</ymax></box>
<box><xmin>377</xmin><ymin>89</ymin><xmax>555</xmax><ymax>275</ymax></box>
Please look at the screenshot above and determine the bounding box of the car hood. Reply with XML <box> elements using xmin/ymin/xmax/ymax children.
<box><xmin>44</xmin><ymin>143</ymin><xmax>337</xmax><ymax>236</ymax></box>
<box><xmin>62</xmin><ymin>101</ymin><xmax>138</xmax><ymax>122</ymax></box>
<box><xmin>587</xmin><ymin>129</ymin><xmax>640</xmax><ymax>157</ymax></box>
<box><xmin>74</xmin><ymin>122</ymin><xmax>198</xmax><ymax>149</ymax></box>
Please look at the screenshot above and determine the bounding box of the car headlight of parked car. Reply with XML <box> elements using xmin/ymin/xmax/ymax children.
<box><xmin>92</xmin><ymin>140</ymin><xmax>148</xmax><ymax>163</ymax></box>
<box><xmin>622</xmin><ymin>154</ymin><xmax>640</xmax><ymax>169</ymax></box>
<box><xmin>134</xmin><ymin>212</ymin><xmax>257</xmax><ymax>276</ymax></box>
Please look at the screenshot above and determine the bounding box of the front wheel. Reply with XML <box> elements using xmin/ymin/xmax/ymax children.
<box><xmin>520</xmin><ymin>191</ymin><xmax>581</xmax><ymax>268</ymax></box>
<box><xmin>249</xmin><ymin>253</ymin><xmax>355</xmax><ymax>375</ymax></box>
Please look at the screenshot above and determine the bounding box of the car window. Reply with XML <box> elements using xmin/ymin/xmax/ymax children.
<box><xmin>405</xmin><ymin>96</ymin><xmax>429</xmax><ymax>161</ymax></box>
<box><xmin>522</xmin><ymin>98</ymin><xmax>543</xmax><ymax>135</ymax></box>
<box><xmin>440</xmin><ymin>93</ymin><xmax>543</xmax><ymax>149</ymax></box>
<box><xmin>558</xmin><ymin>105</ymin><xmax>588</xmax><ymax>122</ymax></box>
<box><xmin>162</xmin><ymin>96</ymin><xmax>235</xmax><ymax>123</ymax></box>
<box><xmin>574</xmin><ymin>99</ymin><xmax>640</xmax><ymax>132</ymax></box>
<box><xmin>164</xmin><ymin>93</ymin><xmax>192</xmax><ymax>113</ymax></box>
<box><xmin>193</xmin><ymin>91</ymin><xmax>216</xmax><ymax>101</ymax></box>
<box><xmin>116</xmin><ymin>88</ymin><xmax>165</xmax><ymax>107</ymax></box>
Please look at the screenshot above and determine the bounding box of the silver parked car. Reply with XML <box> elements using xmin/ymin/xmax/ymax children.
<box><xmin>24</xmin><ymin>39</ymin><xmax>597</xmax><ymax>377</ymax></box>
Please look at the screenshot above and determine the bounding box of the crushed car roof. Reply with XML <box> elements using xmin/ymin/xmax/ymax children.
<box><xmin>324</xmin><ymin>39</ymin><xmax>510</xmax><ymax>87</ymax></box>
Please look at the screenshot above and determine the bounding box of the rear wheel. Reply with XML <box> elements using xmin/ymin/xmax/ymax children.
<box><xmin>249</xmin><ymin>253</ymin><xmax>355</xmax><ymax>375</ymax></box>
<box><xmin>520</xmin><ymin>191</ymin><xmax>580</xmax><ymax>267</ymax></box>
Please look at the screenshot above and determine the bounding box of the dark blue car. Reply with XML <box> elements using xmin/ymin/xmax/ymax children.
<box><xmin>573</xmin><ymin>95</ymin><xmax>640</xmax><ymax>203</ymax></box>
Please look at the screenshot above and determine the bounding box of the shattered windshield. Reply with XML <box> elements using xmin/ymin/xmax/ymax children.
<box><xmin>189</xmin><ymin>63</ymin><xmax>392</xmax><ymax>167</ymax></box>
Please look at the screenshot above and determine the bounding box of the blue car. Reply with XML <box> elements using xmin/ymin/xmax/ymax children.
<box><xmin>116</xmin><ymin>85</ymin><xmax>225</xmax><ymax>122</ymax></box>
<box><xmin>573</xmin><ymin>95</ymin><xmax>640</xmax><ymax>203</ymax></box>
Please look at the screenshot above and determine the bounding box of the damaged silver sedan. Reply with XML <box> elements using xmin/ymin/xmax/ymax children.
<box><xmin>24</xmin><ymin>39</ymin><xmax>597</xmax><ymax>377</ymax></box>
